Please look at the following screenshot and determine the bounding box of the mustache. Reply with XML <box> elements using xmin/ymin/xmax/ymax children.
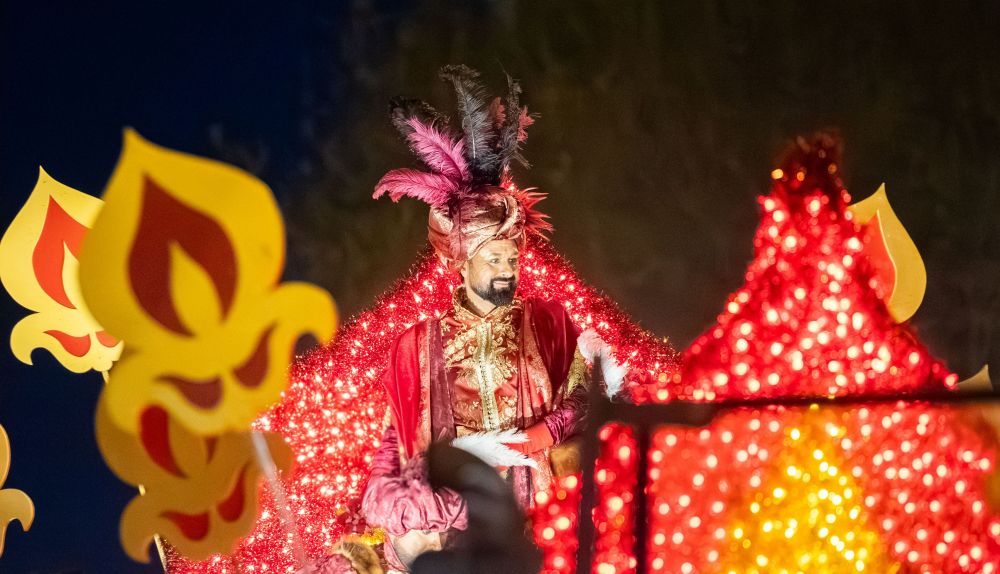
<box><xmin>474</xmin><ymin>276</ymin><xmax>517</xmax><ymax>307</ymax></box>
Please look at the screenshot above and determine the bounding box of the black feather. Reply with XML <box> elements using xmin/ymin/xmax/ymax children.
<box><xmin>388</xmin><ymin>96</ymin><xmax>450</xmax><ymax>138</ymax></box>
<box><xmin>498</xmin><ymin>74</ymin><xmax>529</xmax><ymax>173</ymax></box>
<box><xmin>439</xmin><ymin>65</ymin><xmax>501</xmax><ymax>186</ymax></box>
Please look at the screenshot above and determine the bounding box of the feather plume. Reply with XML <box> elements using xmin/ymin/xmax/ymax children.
<box><xmin>512</xmin><ymin>189</ymin><xmax>553</xmax><ymax>236</ymax></box>
<box><xmin>488</xmin><ymin>96</ymin><xmax>505</xmax><ymax>131</ymax></box>
<box><xmin>578</xmin><ymin>330</ymin><xmax>627</xmax><ymax>398</ymax></box>
<box><xmin>389</xmin><ymin>97</ymin><xmax>448</xmax><ymax>138</ymax></box>
<box><xmin>404</xmin><ymin>117</ymin><xmax>469</xmax><ymax>182</ymax></box>
<box><xmin>439</xmin><ymin>64</ymin><xmax>500</xmax><ymax>185</ymax></box>
<box><xmin>373</xmin><ymin>168</ymin><xmax>458</xmax><ymax>208</ymax></box>
<box><xmin>450</xmin><ymin>428</ymin><xmax>538</xmax><ymax>469</ymax></box>
<box><xmin>517</xmin><ymin>107</ymin><xmax>536</xmax><ymax>143</ymax></box>
<box><xmin>602</xmin><ymin>358</ymin><xmax>628</xmax><ymax>399</ymax></box>
<box><xmin>498</xmin><ymin>75</ymin><xmax>528</xmax><ymax>172</ymax></box>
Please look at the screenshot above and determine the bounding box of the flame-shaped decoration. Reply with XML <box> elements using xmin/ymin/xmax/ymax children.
<box><xmin>958</xmin><ymin>365</ymin><xmax>992</xmax><ymax>393</ymax></box>
<box><xmin>78</xmin><ymin>130</ymin><xmax>337</xmax><ymax>434</ymax></box>
<box><xmin>848</xmin><ymin>184</ymin><xmax>927</xmax><ymax>323</ymax></box>
<box><xmin>0</xmin><ymin>424</ymin><xmax>35</xmax><ymax>558</ymax></box>
<box><xmin>0</xmin><ymin>168</ymin><xmax>122</xmax><ymax>373</ymax></box>
<box><xmin>95</xmin><ymin>397</ymin><xmax>292</xmax><ymax>562</ymax></box>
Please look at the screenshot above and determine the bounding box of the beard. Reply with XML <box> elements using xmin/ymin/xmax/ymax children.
<box><xmin>471</xmin><ymin>276</ymin><xmax>518</xmax><ymax>307</ymax></box>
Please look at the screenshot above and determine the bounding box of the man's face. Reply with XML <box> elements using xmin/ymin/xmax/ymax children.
<box><xmin>462</xmin><ymin>239</ymin><xmax>520</xmax><ymax>307</ymax></box>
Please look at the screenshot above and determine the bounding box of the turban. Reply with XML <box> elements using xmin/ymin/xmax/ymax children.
<box><xmin>428</xmin><ymin>189</ymin><xmax>525</xmax><ymax>270</ymax></box>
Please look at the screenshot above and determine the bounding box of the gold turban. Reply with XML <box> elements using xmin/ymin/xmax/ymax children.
<box><xmin>428</xmin><ymin>189</ymin><xmax>528</xmax><ymax>270</ymax></box>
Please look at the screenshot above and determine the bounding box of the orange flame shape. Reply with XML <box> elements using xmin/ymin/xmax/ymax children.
<box><xmin>849</xmin><ymin>184</ymin><xmax>927</xmax><ymax>323</ymax></box>
<box><xmin>0</xmin><ymin>168</ymin><xmax>122</xmax><ymax>373</ymax></box>
<box><xmin>78</xmin><ymin>130</ymin><xmax>337</xmax><ymax>435</ymax></box>
<box><xmin>95</xmin><ymin>397</ymin><xmax>291</xmax><ymax>562</ymax></box>
<box><xmin>0</xmin><ymin>424</ymin><xmax>35</xmax><ymax>558</ymax></box>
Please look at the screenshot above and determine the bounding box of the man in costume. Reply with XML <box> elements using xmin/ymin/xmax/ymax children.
<box><xmin>359</xmin><ymin>65</ymin><xmax>617</xmax><ymax>571</ymax></box>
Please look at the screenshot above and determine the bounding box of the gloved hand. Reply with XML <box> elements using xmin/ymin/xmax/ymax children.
<box><xmin>450</xmin><ymin>428</ymin><xmax>539</xmax><ymax>470</ymax></box>
<box><xmin>502</xmin><ymin>422</ymin><xmax>554</xmax><ymax>455</ymax></box>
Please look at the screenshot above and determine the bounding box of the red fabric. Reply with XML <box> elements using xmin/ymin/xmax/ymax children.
<box><xmin>427</xmin><ymin>320</ymin><xmax>456</xmax><ymax>444</ymax></box>
<box><xmin>526</xmin><ymin>298</ymin><xmax>580</xmax><ymax>396</ymax></box>
<box><xmin>367</xmin><ymin>426</ymin><xmax>403</xmax><ymax>478</ymax></box>
<box><xmin>542</xmin><ymin>384</ymin><xmax>588</xmax><ymax>445</ymax></box>
<box><xmin>381</xmin><ymin>322</ymin><xmax>426</xmax><ymax>458</ymax></box>
<box><xmin>382</xmin><ymin>297</ymin><xmax>580</xmax><ymax>462</ymax></box>
<box><xmin>505</xmin><ymin>421</ymin><xmax>555</xmax><ymax>455</ymax></box>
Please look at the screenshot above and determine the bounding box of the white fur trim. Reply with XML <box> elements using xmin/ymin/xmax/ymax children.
<box><xmin>601</xmin><ymin>355</ymin><xmax>627</xmax><ymax>398</ymax></box>
<box><xmin>577</xmin><ymin>329</ymin><xmax>627</xmax><ymax>398</ymax></box>
<box><xmin>576</xmin><ymin>329</ymin><xmax>603</xmax><ymax>362</ymax></box>
<box><xmin>450</xmin><ymin>428</ymin><xmax>539</xmax><ymax>469</ymax></box>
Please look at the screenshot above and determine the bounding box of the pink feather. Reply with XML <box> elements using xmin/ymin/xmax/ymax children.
<box><xmin>373</xmin><ymin>168</ymin><xmax>458</xmax><ymax>207</ymax></box>
<box><xmin>405</xmin><ymin>118</ymin><xmax>470</xmax><ymax>181</ymax></box>
<box><xmin>514</xmin><ymin>189</ymin><xmax>553</xmax><ymax>236</ymax></box>
<box><xmin>517</xmin><ymin>107</ymin><xmax>535</xmax><ymax>142</ymax></box>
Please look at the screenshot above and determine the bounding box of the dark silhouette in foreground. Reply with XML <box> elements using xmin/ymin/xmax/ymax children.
<box><xmin>412</xmin><ymin>441</ymin><xmax>541</xmax><ymax>574</ymax></box>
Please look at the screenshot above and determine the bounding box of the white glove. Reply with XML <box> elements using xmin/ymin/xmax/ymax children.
<box><xmin>577</xmin><ymin>329</ymin><xmax>627</xmax><ymax>398</ymax></box>
<box><xmin>450</xmin><ymin>428</ymin><xmax>539</xmax><ymax>470</ymax></box>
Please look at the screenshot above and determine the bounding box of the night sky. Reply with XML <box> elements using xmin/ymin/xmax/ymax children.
<box><xmin>2</xmin><ymin>2</ymin><xmax>326</xmax><ymax>571</ymax></box>
<box><xmin>3</xmin><ymin>1</ymin><xmax>1000</xmax><ymax>572</ymax></box>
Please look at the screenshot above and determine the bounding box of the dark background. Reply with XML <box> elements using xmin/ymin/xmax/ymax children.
<box><xmin>2</xmin><ymin>1</ymin><xmax>998</xmax><ymax>572</ymax></box>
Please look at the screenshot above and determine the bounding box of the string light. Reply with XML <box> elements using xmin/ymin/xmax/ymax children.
<box><xmin>170</xmin><ymin>135</ymin><xmax>999</xmax><ymax>573</ymax></box>
<box><xmin>530</xmin><ymin>136</ymin><xmax>998</xmax><ymax>574</ymax></box>
<box><xmin>167</xmin><ymin>241</ymin><xmax>679</xmax><ymax>572</ymax></box>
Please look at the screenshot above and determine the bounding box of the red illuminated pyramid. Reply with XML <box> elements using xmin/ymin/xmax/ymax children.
<box><xmin>681</xmin><ymin>132</ymin><xmax>954</xmax><ymax>400</ymax></box>
<box><xmin>532</xmin><ymin>133</ymin><xmax>999</xmax><ymax>574</ymax></box>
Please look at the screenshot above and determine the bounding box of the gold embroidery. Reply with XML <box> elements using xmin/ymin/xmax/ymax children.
<box><xmin>565</xmin><ymin>349</ymin><xmax>589</xmax><ymax>393</ymax></box>
<box><xmin>445</xmin><ymin>289</ymin><xmax>521</xmax><ymax>431</ymax></box>
<box><xmin>473</xmin><ymin>322</ymin><xmax>501</xmax><ymax>430</ymax></box>
<box><xmin>414</xmin><ymin>324</ymin><xmax>431</xmax><ymax>457</ymax></box>
<box><xmin>499</xmin><ymin>394</ymin><xmax>518</xmax><ymax>427</ymax></box>
<box><xmin>443</xmin><ymin>321</ymin><xmax>518</xmax><ymax>377</ymax></box>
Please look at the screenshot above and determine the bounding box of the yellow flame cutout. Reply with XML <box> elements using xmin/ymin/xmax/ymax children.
<box><xmin>958</xmin><ymin>365</ymin><xmax>992</xmax><ymax>393</ymax></box>
<box><xmin>78</xmin><ymin>130</ymin><xmax>337</xmax><ymax>435</ymax></box>
<box><xmin>0</xmin><ymin>168</ymin><xmax>122</xmax><ymax>373</ymax></box>
<box><xmin>848</xmin><ymin>184</ymin><xmax>927</xmax><ymax>323</ymax></box>
<box><xmin>95</xmin><ymin>397</ymin><xmax>292</xmax><ymax>562</ymax></box>
<box><xmin>0</xmin><ymin>424</ymin><xmax>35</xmax><ymax>558</ymax></box>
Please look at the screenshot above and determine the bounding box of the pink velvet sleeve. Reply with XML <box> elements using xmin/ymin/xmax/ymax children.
<box><xmin>543</xmin><ymin>383</ymin><xmax>588</xmax><ymax>445</ymax></box>
<box><xmin>360</xmin><ymin>426</ymin><xmax>468</xmax><ymax>536</ymax></box>
<box><xmin>368</xmin><ymin>423</ymin><xmax>402</xmax><ymax>478</ymax></box>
